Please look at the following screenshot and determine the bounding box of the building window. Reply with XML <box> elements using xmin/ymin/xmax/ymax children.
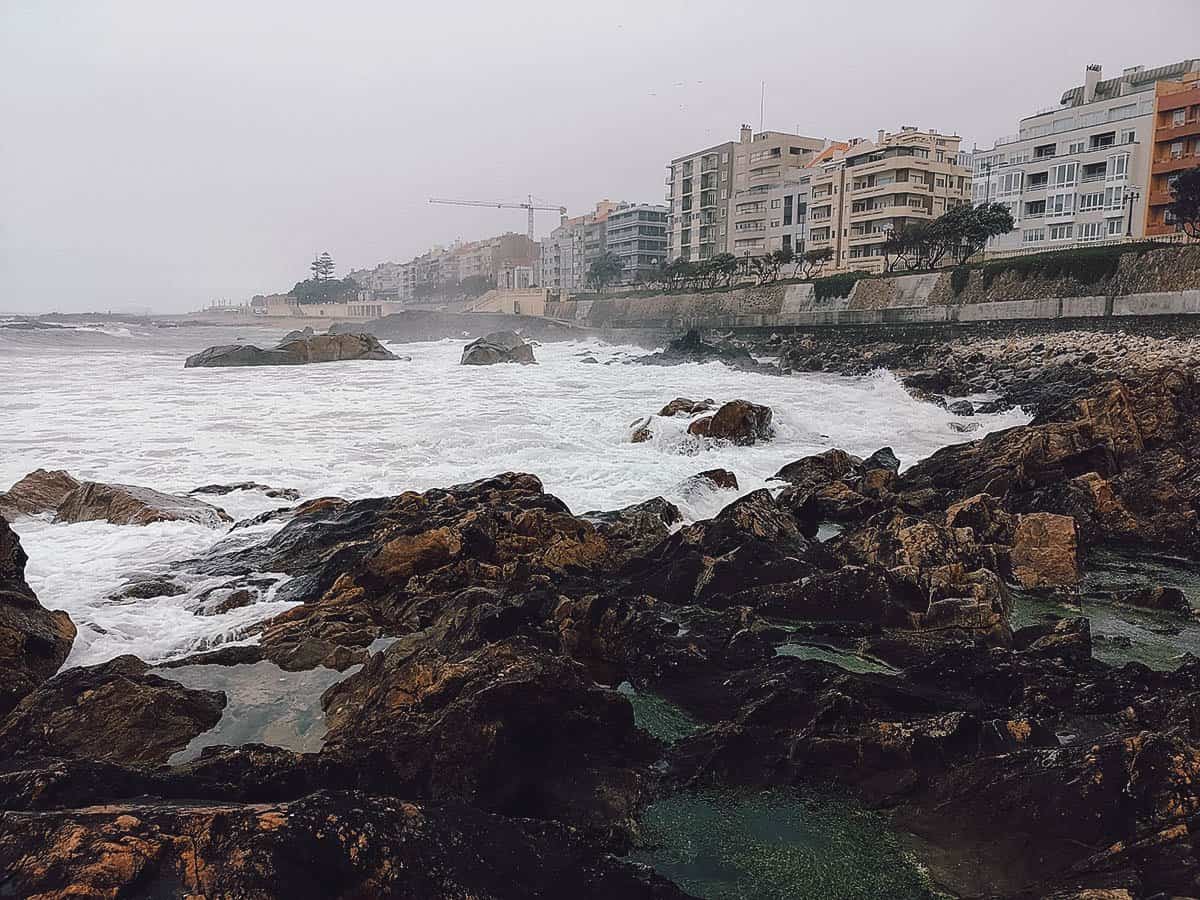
<box><xmin>1108</xmin><ymin>218</ymin><xmax>1123</xmax><ymax>236</ymax></box>
<box><xmin>1078</xmin><ymin>221</ymin><xmax>1104</xmax><ymax>242</ymax></box>
<box><xmin>1023</xmin><ymin>228</ymin><xmax>1045</xmax><ymax>243</ymax></box>
<box><xmin>1068</xmin><ymin>141</ymin><xmax>1085</xmax><ymax>154</ymax></box>
<box><xmin>1046</xmin><ymin>191</ymin><xmax>1075</xmax><ymax>217</ymax></box>
<box><xmin>1173</xmin><ymin>109</ymin><xmax>1187</xmax><ymax>126</ymax></box>
<box><xmin>1120</xmin><ymin>130</ymin><xmax>1135</xmax><ymax>145</ymax></box>
<box><xmin>1049</xmin><ymin>224</ymin><xmax>1072</xmax><ymax>241</ymax></box>
<box><xmin>1049</xmin><ymin>162</ymin><xmax>1077</xmax><ymax>188</ymax></box>
<box><xmin>1107</xmin><ymin>153</ymin><xmax>1129</xmax><ymax>179</ymax></box>
<box><xmin>770</xmin><ymin>198</ymin><xmax>781</xmax><ymax>209</ymax></box>
<box><xmin>1079</xmin><ymin>192</ymin><xmax>1104</xmax><ymax>211</ymax></box>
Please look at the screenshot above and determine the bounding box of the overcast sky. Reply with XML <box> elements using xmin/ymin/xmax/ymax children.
<box><xmin>2</xmin><ymin>0</ymin><xmax>1197</xmax><ymax>313</ymax></box>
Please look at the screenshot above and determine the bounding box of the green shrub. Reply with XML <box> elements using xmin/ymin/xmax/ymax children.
<box><xmin>812</xmin><ymin>272</ymin><xmax>867</xmax><ymax>301</ymax></box>
<box><xmin>950</xmin><ymin>265</ymin><xmax>970</xmax><ymax>296</ymax></box>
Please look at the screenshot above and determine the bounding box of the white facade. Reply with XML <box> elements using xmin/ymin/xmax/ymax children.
<box><xmin>973</xmin><ymin>64</ymin><xmax>1169</xmax><ymax>254</ymax></box>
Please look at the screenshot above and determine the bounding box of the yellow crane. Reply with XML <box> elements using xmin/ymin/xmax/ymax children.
<box><xmin>428</xmin><ymin>195</ymin><xmax>567</xmax><ymax>242</ymax></box>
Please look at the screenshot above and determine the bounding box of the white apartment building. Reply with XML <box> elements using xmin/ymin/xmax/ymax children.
<box><xmin>973</xmin><ymin>60</ymin><xmax>1200</xmax><ymax>254</ymax></box>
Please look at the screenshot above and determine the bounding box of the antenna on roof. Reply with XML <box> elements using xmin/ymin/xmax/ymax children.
<box><xmin>759</xmin><ymin>81</ymin><xmax>765</xmax><ymax>132</ymax></box>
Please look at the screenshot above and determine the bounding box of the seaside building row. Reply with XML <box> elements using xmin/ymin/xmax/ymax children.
<box><xmin>338</xmin><ymin>55</ymin><xmax>1199</xmax><ymax>306</ymax></box>
<box><xmin>666</xmin><ymin>58</ymin><xmax>1199</xmax><ymax>273</ymax></box>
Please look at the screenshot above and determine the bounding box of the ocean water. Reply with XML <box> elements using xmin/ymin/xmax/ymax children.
<box><xmin>0</xmin><ymin>322</ymin><xmax>1030</xmax><ymax>667</ymax></box>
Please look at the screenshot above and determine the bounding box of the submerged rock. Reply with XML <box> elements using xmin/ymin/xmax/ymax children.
<box><xmin>1115</xmin><ymin>584</ymin><xmax>1191</xmax><ymax>614</ymax></box>
<box><xmin>460</xmin><ymin>331</ymin><xmax>536</xmax><ymax>365</ymax></box>
<box><xmin>185</xmin><ymin>332</ymin><xmax>398</xmax><ymax>367</ymax></box>
<box><xmin>687</xmin><ymin>400</ymin><xmax>773</xmax><ymax>445</ymax></box>
<box><xmin>190</xmin><ymin>481</ymin><xmax>301</xmax><ymax>501</ymax></box>
<box><xmin>0</xmin><ymin>518</ymin><xmax>76</xmax><ymax>718</ymax></box>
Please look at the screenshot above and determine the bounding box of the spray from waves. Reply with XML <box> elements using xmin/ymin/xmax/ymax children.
<box><xmin>2</xmin><ymin>327</ymin><xmax>1031</xmax><ymax>666</ymax></box>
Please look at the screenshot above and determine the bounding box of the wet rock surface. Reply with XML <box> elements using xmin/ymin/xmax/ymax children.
<box><xmin>686</xmin><ymin>399</ymin><xmax>773</xmax><ymax>445</ymax></box>
<box><xmin>0</xmin><ymin>518</ymin><xmax>75</xmax><ymax>718</ymax></box>
<box><xmin>635</xmin><ymin>329</ymin><xmax>772</xmax><ymax>372</ymax></box>
<box><xmin>2</xmin><ymin>468</ymin><xmax>232</xmax><ymax>527</ymax></box>
<box><xmin>7</xmin><ymin>364</ymin><xmax>1200</xmax><ymax>895</ymax></box>
<box><xmin>460</xmin><ymin>330</ymin><xmax>536</xmax><ymax>365</ymax></box>
<box><xmin>185</xmin><ymin>332</ymin><xmax>399</xmax><ymax>367</ymax></box>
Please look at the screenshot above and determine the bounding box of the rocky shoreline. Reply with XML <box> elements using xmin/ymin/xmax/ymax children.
<box><xmin>2</xmin><ymin>337</ymin><xmax>1200</xmax><ymax>896</ymax></box>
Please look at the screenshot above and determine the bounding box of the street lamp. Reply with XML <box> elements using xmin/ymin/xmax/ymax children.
<box><xmin>1125</xmin><ymin>188</ymin><xmax>1143</xmax><ymax>238</ymax></box>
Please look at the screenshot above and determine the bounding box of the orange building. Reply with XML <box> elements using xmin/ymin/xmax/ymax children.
<box><xmin>1146</xmin><ymin>74</ymin><xmax>1200</xmax><ymax>236</ymax></box>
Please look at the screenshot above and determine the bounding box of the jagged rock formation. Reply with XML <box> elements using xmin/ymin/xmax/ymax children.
<box><xmin>4</xmin><ymin>368</ymin><xmax>1200</xmax><ymax>895</ymax></box>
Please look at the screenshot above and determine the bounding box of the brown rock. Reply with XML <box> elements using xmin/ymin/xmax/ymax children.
<box><xmin>0</xmin><ymin>519</ymin><xmax>76</xmax><ymax>718</ymax></box>
<box><xmin>694</xmin><ymin>468</ymin><xmax>739</xmax><ymax>491</ymax></box>
<box><xmin>185</xmin><ymin>332</ymin><xmax>399</xmax><ymax>367</ymax></box>
<box><xmin>659</xmin><ymin>397</ymin><xmax>715</xmax><ymax>417</ymax></box>
<box><xmin>55</xmin><ymin>480</ymin><xmax>231</xmax><ymax>527</ymax></box>
<box><xmin>0</xmin><ymin>655</ymin><xmax>224</xmax><ymax>766</ymax></box>
<box><xmin>0</xmin><ymin>469</ymin><xmax>79</xmax><ymax>519</ymax></box>
<box><xmin>1011</xmin><ymin>513</ymin><xmax>1080</xmax><ymax>589</ymax></box>
<box><xmin>687</xmin><ymin>400</ymin><xmax>773</xmax><ymax>445</ymax></box>
<box><xmin>1116</xmin><ymin>585</ymin><xmax>1190</xmax><ymax>615</ymax></box>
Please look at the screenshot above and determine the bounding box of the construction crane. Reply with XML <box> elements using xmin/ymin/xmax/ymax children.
<box><xmin>428</xmin><ymin>195</ymin><xmax>567</xmax><ymax>242</ymax></box>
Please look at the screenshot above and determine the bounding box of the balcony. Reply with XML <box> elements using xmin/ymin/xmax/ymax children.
<box><xmin>1153</xmin><ymin>153</ymin><xmax>1200</xmax><ymax>174</ymax></box>
<box><xmin>1024</xmin><ymin>181</ymin><xmax>1048</xmax><ymax>193</ymax></box>
<box><xmin>1155</xmin><ymin>119</ymin><xmax>1200</xmax><ymax>143</ymax></box>
<box><xmin>1148</xmin><ymin>190</ymin><xmax>1174</xmax><ymax>207</ymax></box>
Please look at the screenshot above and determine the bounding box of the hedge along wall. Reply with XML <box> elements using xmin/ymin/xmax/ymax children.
<box><xmin>546</xmin><ymin>244</ymin><xmax>1200</xmax><ymax>325</ymax></box>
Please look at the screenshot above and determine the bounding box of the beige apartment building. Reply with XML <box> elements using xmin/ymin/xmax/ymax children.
<box><xmin>807</xmin><ymin>127</ymin><xmax>972</xmax><ymax>273</ymax></box>
<box><xmin>666</xmin><ymin>136</ymin><xmax>737</xmax><ymax>260</ymax></box>
<box><xmin>729</xmin><ymin>128</ymin><xmax>827</xmax><ymax>256</ymax></box>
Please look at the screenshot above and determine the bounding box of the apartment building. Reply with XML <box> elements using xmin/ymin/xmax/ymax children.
<box><xmin>973</xmin><ymin>60</ymin><xmax>1200</xmax><ymax>253</ymax></box>
<box><xmin>807</xmin><ymin>127</ymin><xmax>972</xmax><ymax>272</ymax></box>
<box><xmin>604</xmin><ymin>203</ymin><xmax>668</xmax><ymax>283</ymax></box>
<box><xmin>665</xmin><ymin>136</ymin><xmax>737</xmax><ymax>260</ymax></box>
<box><xmin>540</xmin><ymin>200</ymin><xmax>621</xmax><ymax>293</ymax></box>
<box><xmin>1146</xmin><ymin>70</ymin><xmax>1200</xmax><ymax>235</ymax></box>
<box><xmin>728</xmin><ymin>128</ymin><xmax>827</xmax><ymax>256</ymax></box>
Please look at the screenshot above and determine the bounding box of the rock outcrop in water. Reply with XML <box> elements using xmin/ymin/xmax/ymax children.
<box><xmin>184</xmin><ymin>332</ymin><xmax>398</xmax><ymax>367</ymax></box>
<box><xmin>7</xmin><ymin>368</ymin><xmax>1200</xmax><ymax>896</ymax></box>
<box><xmin>686</xmin><ymin>399</ymin><xmax>773</xmax><ymax>445</ymax></box>
<box><xmin>635</xmin><ymin>329</ymin><xmax>769</xmax><ymax>372</ymax></box>
<box><xmin>460</xmin><ymin>331</ymin><xmax>536</xmax><ymax>365</ymax></box>
<box><xmin>0</xmin><ymin>518</ymin><xmax>76</xmax><ymax>718</ymax></box>
<box><xmin>1</xmin><ymin>469</ymin><xmax>231</xmax><ymax>527</ymax></box>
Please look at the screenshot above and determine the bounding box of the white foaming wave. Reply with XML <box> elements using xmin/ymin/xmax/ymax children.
<box><xmin>2</xmin><ymin>327</ymin><xmax>1031</xmax><ymax>666</ymax></box>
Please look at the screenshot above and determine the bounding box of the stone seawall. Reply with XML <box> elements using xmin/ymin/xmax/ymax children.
<box><xmin>548</xmin><ymin>245</ymin><xmax>1200</xmax><ymax>333</ymax></box>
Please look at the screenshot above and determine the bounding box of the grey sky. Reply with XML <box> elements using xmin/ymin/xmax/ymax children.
<box><xmin>2</xmin><ymin>0</ymin><xmax>1197</xmax><ymax>313</ymax></box>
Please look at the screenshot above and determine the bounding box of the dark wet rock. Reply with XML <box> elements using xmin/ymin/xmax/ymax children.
<box><xmin>946</xmin><ymin>399</ymin><xmax>975</xmax><ymax>417</ymax></box>
<box><xmin>185</xmin><ymin>332</ymin><xmax>398</xmax><ymax>367</ymax></box>
<box><xmin>107</xmin><ymin>575</ymin><xmax>188</xmax><ymax>601</ymax></box>
<box><xmin>190</xmin><ymin>481</ymin><xmax>302</xmax><ymax>501</ymax></box>
<box><xmin>635</xmin><ymin>329</ymin><xmax>767</xmax><ymax>372</ymax></box>
<box><xmin>0</xmin><ymin>790</ymin><xmax>687</xmax><ymax>900</ymax></box>
<box><xmin>687</xmin><ymin>399</ymin><xmax>773</xmax><ymax>445</ymax></box>
<box><xmin>582</xmin><ymin>497</ymin><xmax>682</xmax><ymax>568</ymax></box>
<box><xmin>320</xmin><ymin>636</ymin><xmax>658</xmax><ymax>829</ymax></box>
<box><xmin>460</xmin><ymin>331</ymin><xmax>536</xmax><ymax>365</ymax></box>
<box><xmin>55</xmin><ymin>479</ymin><xmax>232</xmax><ymax>527</ymax></box>
<box><xmin>684</xmin><ymin>468</ymin><xmax>739</xmax><ymax>492</ymax></box>
<box><xmin>1115</xmin><ymin>585</ymin><xmax>1191</xmax><ymax>614</ymax></box>
<box><xmin>0</xmin><ymin>468</ymin><xmax>79</xmax><ymax>519</ymax></box>
<box><xmin>863</xmin><ymin>446</ymin><xmax>901</xmax><ymax>472</ymax></box>
<box><xmin>580</xmin><ymin>355</ymin><xmax>599</xmax><ymax>364</ymax></box>
<box><xmin>659</xmin><ymin>397</ymin><xmax>715</xmax><ymax>417</ymax></box>
<box><xmin>0</xmin><ymin>655</ymin><xmax>224</xmax><ymax>766</ymax></box>
<box><xmin>1013</xmin><ymin>616</ymin><xmax>1092</xmax><ymax>663</ymax></box>
<box><xmin>0</xmin><ymin>519</ymin><xmax>76</xmax><ymax>719</ymax></box>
